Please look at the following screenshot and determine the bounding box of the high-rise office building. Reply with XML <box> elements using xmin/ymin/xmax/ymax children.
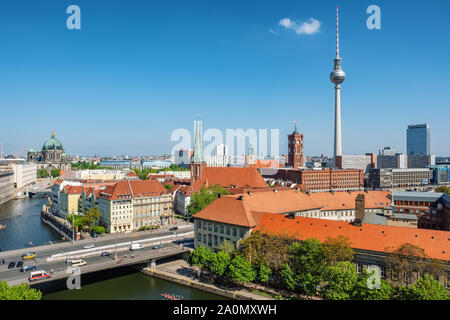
<box><xmin>407</xmin><ymin>124</ymin><xmax>430</xmax><ymax>155</ymax></box>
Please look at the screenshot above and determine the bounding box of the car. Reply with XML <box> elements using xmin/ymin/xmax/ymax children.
<box><xmin>91</xmin><ymin>232</ymin><xmax>98</xmax><ymax>238</ymax></box>
<box><xmin>152</xmin><ymin>244</ymin><xmax>163</xmax><ymax>250</ymax></box>
<box><xmin>130</xmin><ymin>243</ymin><xmax>143</xmax><ymax>251</ymax></box>
<box><xmin>169</xmin><ymin>226</ymin><xmax>178</xmax><ymax>231</ymax></box>
<box><xmin>16</xmin><ymin>261</ymin><xmax>23</xmax><ymax>268</ymax></box>
<box><xmin>21</xmin><ymin>252</ymin><xmax>36</xmax><ymax>260</ymax></box>
<box><xmin>66</xmin><ymin>258</ymin><xmax>73</xmax><ymax>264</ymax></box>
<box><xmin>101</xmin><ymin>251</ymin><xmax>110</xmax><ymax>257</ymax></box>
<box><xmin>71</xmin><ymin>260</ymin><xmax>87</xmax><ymax>267</ymax></box>
<box><xmin>8</xmin><ymin>262</ymin><xmax>15</xmax><ymax>269</ymax></box>
<box><xmin>20</xmin><ymin>265</ymin><xmax>37</xmax><ymax>272</ymax></box>
<box><xmin>29</xmin><ymin>270</ymin><xmax>51</xmax><ymax>282</ymax></box>
<box><xmin>83</xmin><ymin>244</ymin><xmax>95</xmax><ymax>249</ymax></box>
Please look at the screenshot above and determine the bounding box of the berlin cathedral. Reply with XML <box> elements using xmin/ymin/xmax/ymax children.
<box><xmin>27</xmin><ymin>131</ymin><xmax>71</xmax><ymax>171</ymax></box>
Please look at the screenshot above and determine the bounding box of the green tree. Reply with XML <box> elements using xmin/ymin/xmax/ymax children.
<box><xmin>0</xmin><ymin>281</ymin><xmax>42</xmax><ymax>300</ymax></box>
<box><xmin>218</xmin><ymin>240</ymin><xmax>235</xmax><ymax>256</ymax></box>
<box><xmin>188</xmin><ymin>246</ymin><xmax>214</xmax><ymax>270</ymax></box>
<box><xmin>66</xmin><ymin>214</ymin><xmax>84</xmax><ymax>231</ymax></box>
<box><xmin>399</xmin><ymin>274</ymin><xmax>449</xmax><ymax>300</ymax></box>
<box><xmin>226</xmin><ymin>255</ymin><xmax>256</xmax><ymax>284</ymax></box>
<box><xmin>37</xmin><ymin>169</ymin><xmax>49</xmax><ymax>178</ymax></box>
<box><xmin>257</xmin><ymin>261</ymin><xmax>272</xmax><ymax>284</ymax></box>
<box><xmin>238</xmin><ymin>231</ymin><xmax>294</xmax><ymax>271</ymax></box>
<box><xmin>323</xmin><ymin>236</ymin><xmax>354</xmax><ymax>265</ymax></box>
<box><xmin>84</xmin><ymin>206</ymin><xmax>102</xmax><ymax>230</ymax></box>
<box><xmin>434</xmin><ymin>186</ymin><xmax>450</xmax><ymax>195</ymax></box>
<box><xmin>50</xmin><ymin>168</ymin><xmax>60</xmax><ymax>177</ymax></box>
<box><xmin>280</xmin><ymin>263</ymin><xmax>297</xmax><ymax>291</ymax></box>
<box><xmin>288</xmin><ymin>239</ymin><xmax>326</xmax><ymax>295</ymax></box>
<box><xmin>165</xmin><ymin>183</ymin><xmax>173</xmax><ymax>191</ymax></box>
<box><xmin>209</xmin><ymin>251</ymin><xmax>231</xmax><ymax>277</ymax></box>
<box><xmin>352</xmin><ymin>269</ymin><xmax>393</xmax><ymax>300</ymax></box>
<box><xmin>321</xmin><ymin>261</ymin><xmax>358</xmax><ymax>300</ymax></box>
<box><xmin>92</xmin><ymin>225</ymin><xmax>105</xmax><ymax>234</ymax></box>
<box><xmin>187</xmin><ymin>185</ymin><xmax>230</xmax><ymax>216</ymax></box>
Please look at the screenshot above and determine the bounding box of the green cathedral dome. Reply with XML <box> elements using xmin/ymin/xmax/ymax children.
<box><xmin>42</xmin><ymin>131</ymin><xmax>64</xmax><ymax>151</ymax></box>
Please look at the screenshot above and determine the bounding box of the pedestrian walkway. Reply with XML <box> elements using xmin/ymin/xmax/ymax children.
<box><xmin>143</xmin><ymin>259</ymin><xmax>275</xmax><ymax>300</ymax></box>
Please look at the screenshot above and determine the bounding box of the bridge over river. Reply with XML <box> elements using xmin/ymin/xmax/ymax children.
<box><xmin>0</xmin><ymin>225</ymin><xmax>194</xmax><ymax>287</ymax></box>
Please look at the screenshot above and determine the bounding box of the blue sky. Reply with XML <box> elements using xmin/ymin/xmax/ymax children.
<box><xmin>0</xmin><ymin>0</ymin><xmax>449</xmax><ymax>157</ymax></box>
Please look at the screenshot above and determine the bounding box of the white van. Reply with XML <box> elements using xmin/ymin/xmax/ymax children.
<box><xmin>129</xmin><ymin>243</ymin><xmax>143</xmax><ymax>251</ymax></box>
<box><xmin>71</xmin><ymin>259</ymin><xmax>87</xmax><ymax>266</ymax></box>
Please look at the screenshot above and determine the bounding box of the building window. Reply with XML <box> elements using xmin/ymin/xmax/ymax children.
<box><xmin>203</xmin><ymin>223</ymin><xmax>207</xmax><ymax>230</ymax></box>
<box><xmin>214</xmin><ymin>235</ymin><xmax>218</xmax><ymax>246</ymax></box>
<box><xmin>208</xmin><ymin>223</ymin><xmax>212</xmax><ymax>231</ymax></box>
<box><xmin>226</xmin><ymin>226</ymin><xmax>230</xmax><ymax>235</ymax></box>
<box><xmin>203</xmin><ymin>234</ymin><xmax>206</xmax><ymax>243</ymax></box>
<box><xmin>198</xmin><ymin>233</ymin><xmax>202</xmax><ymax>242</ymax></box>
<box><xmin>232</xmin><ymin>228</ymin><xmax>237</xmax><ymax>237</ymax></box>
<box><xmin>220</xmin><ymin>236</ymin><xmax>224</xmax><ymax>244</ymax></box>
<box><xmin>381</xmin><ymin>266</ymin><xmax>386</xmax><ymax>279</ymax></box>
<box><xmin>219</xmin><ymin>225</ymin><xmax>224</xmax><ymax>234</ymax></box>
<box><xmin>357</xmin><ymin>263</ymin><xmax>363</xmax><ymax>274</ymax></box>
<box><xmin>239</xmin><ymin>229</ymin><xmax>244</xmax><ymax>238</ymax></box>
<box><xmin>214</xmin><ymin>224</ymin><xmax>218</xmax><ymax>232</ymax></box>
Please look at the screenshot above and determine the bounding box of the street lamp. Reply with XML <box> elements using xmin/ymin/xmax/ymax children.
<box><xmin>72</xmin><ymin>215</ymin><xmax>75</xmax><ymax>245</ymax></box>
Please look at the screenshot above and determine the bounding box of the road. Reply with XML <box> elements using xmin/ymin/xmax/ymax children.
<box><xmin>0</xmin><ymin>225</ymin><xmax>194</xmax><ymax>286</ymax></box>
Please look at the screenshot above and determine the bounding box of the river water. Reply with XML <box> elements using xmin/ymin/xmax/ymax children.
<box><xmin>43</xmin><ymin>271</ymin><xmax>225</xmax><ymax>300</ymax></box>
<box><xmin>0</xmin><ymin>198</ymin><xmax>224</xmax><ymax>300</ymax></box>
<box><xmin>0</xmin><ymin>197</ymin><xmax>62</xmax><ymax>251</ymax></box>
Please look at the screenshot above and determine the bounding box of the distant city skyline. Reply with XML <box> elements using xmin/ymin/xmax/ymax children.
<box><xmin>0</xmin><ymin>0</ymin><xmax>449</xmax><ymax>157</ymax></box>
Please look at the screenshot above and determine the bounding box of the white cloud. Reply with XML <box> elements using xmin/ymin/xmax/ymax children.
<box><xmin>269</xmin><ymin>28</ymin><xmax>278</xmax><ymax>35</ymax></box>
<box><xmin>278</xmin><ymin>17</ymin><xmax>321</xmax><ymax>35</ymax></box>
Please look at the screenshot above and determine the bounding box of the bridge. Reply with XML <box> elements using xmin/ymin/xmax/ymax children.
<box><xmin>0</xmin><ymin>225</ymin><xmax>194</xmax><ymax>287</ymax></box>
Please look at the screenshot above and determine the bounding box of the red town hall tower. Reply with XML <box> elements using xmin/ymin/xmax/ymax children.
<box><xmin>288</xmin><ymin>124</ymin><xmax>304</xmax><ymax>169</ymax></box>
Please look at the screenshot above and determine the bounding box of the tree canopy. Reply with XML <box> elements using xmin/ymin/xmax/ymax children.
<box><xmin>0</xmin><ymin>281</ymin><xmax>42</xmax><ymax>300</ymax></box>
<box><xmin>186</xmin><ymin>185</ymin><xmax>229</xmax><ymax>216</ymax></box>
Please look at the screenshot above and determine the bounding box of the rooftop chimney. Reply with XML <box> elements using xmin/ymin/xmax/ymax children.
<box><xmin>353</xmin><ymin>194</ymin><xmax>365</xmax><ymax>226</ymax></box>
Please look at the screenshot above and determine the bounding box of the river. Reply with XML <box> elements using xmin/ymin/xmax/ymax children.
<box><xmin>0</xmin><ymin>197</ymin><xmax>62</xmax><ymax>251</ymax></box>
<box><xmin>0</xmin><ymin>198</ymin><xmax>225</xmax><ymax>300</ymax></box>
<box><xmin>42</xmin><ymin>270</ymin><xmax>225</xmax><ymax>300</ymax></box>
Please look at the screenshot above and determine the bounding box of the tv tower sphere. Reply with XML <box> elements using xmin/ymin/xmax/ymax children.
<box><xmin>330</xmin><ymin>60</ymin><xmax>346</xmax><ymax>85</ymax></box>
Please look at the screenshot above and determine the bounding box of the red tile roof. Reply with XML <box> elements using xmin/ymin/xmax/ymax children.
<box><xmin>254</xmin><ymin>213</ymin><xmax>450</xmax><ymax>261</ymax></box>
<box><xmin>308</xmin><ymin>191</ymin><xmax>391</xmax><ymax>211</ymax></box>
<box><xmin>200</xmin><ymin>167</ymin><xmax>268</xmax><ymax>189</ymax></box>
<box><xmin>99</xmin><ymin>180</ymin><xmax>168</xmax><ymax>200</ymax></box>
<box><xmin>193</xmin><ymin>196</ymin><xmax>265</xmax><ymax>227</ymax></box>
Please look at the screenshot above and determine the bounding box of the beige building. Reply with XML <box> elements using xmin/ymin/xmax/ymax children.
<box><xmin>98</xmin><ymin>180</ymin><xmax>174</xmax><ymax>233</ymax></box>
<box><xmin>11</xmin><ymin>163</ymin><xmax>37</xmax><ymax>189</ymax></box>
<box><xmin>59</xmin><ymin>185</ymin><xmax>84</xmax><ymax>217</ymax></box>
<box><xmin>0</xmin><ymin>168</ymin><xmax>15</xmax><ymax>206</ymax></box>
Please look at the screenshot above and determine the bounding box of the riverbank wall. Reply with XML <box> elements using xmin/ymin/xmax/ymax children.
<box><xmin>140</xmin><ymin>259</ymin><xmax>274</xmax><ymax>300</ymax></box>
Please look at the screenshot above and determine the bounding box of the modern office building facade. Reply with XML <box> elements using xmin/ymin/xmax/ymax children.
<box><xmin>407</xmin><ymin>154</ymin><xmax>435</xmax><ymax>168</ymax></box>
<box><xmin>335</xmin><ymin>154</ymin><xmax>375</xmax><ymax>172</ymax></box>
<box><xmin>407</xmin><ymin>124</ymin><xmax>430</xmax><ymax>155</ymax></box>
<box><xmin>369</xmin><ymin>168</ymin><xmax>434</xmax><ymax>189</ymax></box>
<box><xmin>11</xmin><ymin>163</ymin><xmax>37</xmax><ymax>189</ymax></box>
<box><xmin>0</xmin><ymin>169</ymin><xmax>15</xmax><ymax>206</ymax></box>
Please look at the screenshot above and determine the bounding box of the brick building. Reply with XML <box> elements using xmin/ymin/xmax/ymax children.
<box><xmin>262</xmin><ymin>168</ymin><xmax>364</xmax><ymax>192</ymax></box>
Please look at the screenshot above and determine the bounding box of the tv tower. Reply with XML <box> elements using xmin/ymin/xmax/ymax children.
<box><xmin>330</xmin><ymin>5</ymin><xmax>346</xmax><ymax>157</ymax></box>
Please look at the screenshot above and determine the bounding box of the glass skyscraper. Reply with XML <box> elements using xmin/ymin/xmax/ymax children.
<box><xmin>407</xmin><ymin>124</ymin><xmax>430</xmax><ymax>155</ymax></box>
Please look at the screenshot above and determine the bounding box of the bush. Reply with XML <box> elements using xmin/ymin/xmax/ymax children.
<box><xmin>92</xmin><ymin>225</ymin><xmax>105</xmax><ymax>234</ymax></box>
